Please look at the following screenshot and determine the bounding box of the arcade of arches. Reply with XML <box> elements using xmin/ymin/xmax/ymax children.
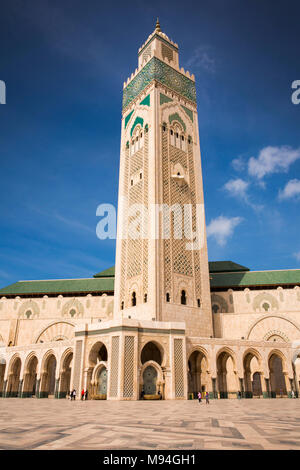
<box><xmin>0</xmin><ymin>341</ymin><xmax>299</xmax><ymax>399</ymax></box>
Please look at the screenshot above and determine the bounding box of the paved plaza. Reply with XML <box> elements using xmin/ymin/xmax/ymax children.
<box><xmin>0</xmin><ymin>398</ymin><xmax>300</xmax><ymax>450</ymax></box>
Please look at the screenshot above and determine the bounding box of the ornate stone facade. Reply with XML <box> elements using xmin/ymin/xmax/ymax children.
<box><xmin>0</xmin><ymin>22</ymin><xmax>300</xmax><ymax>401</ymax></box>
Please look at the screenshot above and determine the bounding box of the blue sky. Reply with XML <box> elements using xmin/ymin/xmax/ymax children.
<box><xmin>0</xmin><ymin>0</ymin><xmax>300</xmax><ymax>287</ymax></box>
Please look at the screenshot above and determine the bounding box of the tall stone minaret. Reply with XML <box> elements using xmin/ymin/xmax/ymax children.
<box><xmin>114</xmin><ymin>20</ymin><xmax>213</xmax><ymax>337</ymax></box>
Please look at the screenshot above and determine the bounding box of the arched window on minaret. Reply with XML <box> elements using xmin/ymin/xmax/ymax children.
<box><xmin>144</xmin><ymin>293</ymin><xmax>147</xmax><ymax>303</ymax></box>
<box><xmin>181</xmin><ymin>290</ymin><xmax>186</xmax><ymax>305</ymax></box>
<box><xmin>132</xmin><ymin>292</ymin><xmax>137</xmax><ymax>307</ymax></box>
<box><xmin>121</xmin><ymin>301</ymin><xmax>124</xmax><ymax>310</ymax></box>
<box><xmin>166</xmin><ymin>292</ymin><xmax>170</xmax><ymax>302</ymax></box>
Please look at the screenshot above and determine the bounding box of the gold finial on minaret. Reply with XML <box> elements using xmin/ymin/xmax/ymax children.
<box><xmin>155</xmin><ymin>17</ymin><xmax>161</xmax><ymax>32</ymax></box>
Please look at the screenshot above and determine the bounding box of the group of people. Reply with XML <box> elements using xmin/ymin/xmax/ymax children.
<box><xmin>197</xmin><ymin>391</ymin><xmax>209</xmax><ymax>404</ymax></box>
<box><xmin>68</xmin><ymin>389</ymin><xmax>88</xmax><ymax>400</ymax></box>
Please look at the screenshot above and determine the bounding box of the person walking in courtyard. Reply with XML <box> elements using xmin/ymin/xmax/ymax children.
<box><xmin>198</xmin><ymin>391</ymin><xmax>202</xmax><ymax>403</ymax></box>
<box><xmin>72</xmin><ymin>389</ymin><xmax>76</xmax><ymax>401</ymax></box>
<box><xmin>205</xmin><ymin>391</ymin><xmax>209</xmax><ymax>404</ymax></box>
<box><xmin>85</xmin><ymin>389</ymin><xmax>88</xmax><ymax>401</ymax></box>
<box><xmin>81</xmin><ymin>388</ymin><xmax>85</xmax><ymax>400</ymax></box>
<box><xmin>238</xmin><ymin>391</ymin><xmax>241</xmax><ymax>400</ymax></box>
<box><xmin>291</xmin><ymin>390</ymin><xmax>295</xmax><ymax>399</ymax></box>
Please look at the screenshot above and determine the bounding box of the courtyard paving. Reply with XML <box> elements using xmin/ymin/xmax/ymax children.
<box><xmin>0</xmin><ymin>398</ymin><xmax>300</xmax><ymax>450</ymax></box>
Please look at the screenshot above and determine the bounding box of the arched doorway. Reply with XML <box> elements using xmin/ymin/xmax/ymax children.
<box><xmin>217</xmin><ymin>350</ymin><xmax>238</xmax><ymax>398</ymax></box>
<box><xmin>23</xmin><ymin>356</ymin><xmax>38</xmax><ymax>397</ymax></box>
<box><xmin>96</xmin><ymin>367</ymin><xmax>107</xmax><ymax>396</ymax></box>
<box><xmin>143</xmin><ymin>366</ymin><xmax>157</xmax><ymax>395</ymax></box>
<box><xmin>7</xmin><ymin>357</ymin><xmax>21</xmax><ymax>397</ymax></box>
<box><xmin>188</xmin><ymin>350</ymin><xmax>209</xmax><ymax>398</ymax></box>
<box><xmin>140</xmin><ymin>341</ymin><xmax>164</xmax><ymax>399</ymax></box>
<box><xmin>269</xmin><ymin>353</ymin><xmax>287</xmax><ymax>397</ymax></box>
<box><xmin>0</xmin><ymin>358</ymin><xmax>6</xmax><ymax>397</ymax></box>
<box><xmin>243</xmin><ymin>351</ymin><xmax>262</xmax><ymax>398</ymax></box>
<box><xmin>40</xmin><ymin>354</ymin><xmax>57</xmax><ymax>398</ymax></box>
<box><xmin>88</xmin><ymin>342</ymin><xmax>108</xmax><ymax>398</ymax></box>
<box><xmin>59</xmin><ymin>351</ymin><xmax>73</xmax><ymax>398</ymax></box>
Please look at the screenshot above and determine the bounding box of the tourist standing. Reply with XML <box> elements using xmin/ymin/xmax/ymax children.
<box><xmin>292</xmin><ymin>390</ymin><xmax>295</xmax><ymax>399</ymax></box>
<box><xmin>85</xmin><ymin>390</ymin><xmax>88</xmax><ymax>401</ymax></box>
<box><xmin>205</xmin><ymin>391</ymin><xmax>209</xmax><ymax>404</ymax></box>
<box><xmin>198</xmin><ymin>391</ymin><xmax>202</xmax><ymax>403</ymax></box>
<box><xmin>81</xmin><ymin>389</ymin><xmax>85</xmax><ymax>400</ymax></box>
<box><xmin>72</xmin><ymin>389</ymin><xmax>76</xmax><ymax>401</ymax></box>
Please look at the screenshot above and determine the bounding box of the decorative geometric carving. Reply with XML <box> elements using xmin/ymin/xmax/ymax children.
<box><xmin>109</xmin><ymin>336</ymin><xmax>120</xmax><ymax>397</ymax></box>
<box><xmin>62</xmin><ymin>299</ymin><xmax>84</xmax><ymax>318</ymax></box>
<box><xmin>253</xmin><ymin>293</ymin><xmax>279</xmax><ymax>311</ymax></box>
<box><xmin>174</xmin><ymin>338</ymin><xmax>184</xmax><ymax>398</ymax></box>
<box><xmin>123</xmin><ymin>336</ymin><xmax>135</xmax><ymax>398</ymax></box>
<box><xmin>36</xmin><ymin>322</ymin><xmax>75</xmax><ymax>343</ymax></box>
<box><xmin>73</xmin><ymin>340</ymin><xmax>83</xmax><ymax>392</ymax></box>
<box><xmin>18</xmin><ymin>300</ymin><xmax>40</xmax><ymax>319</ymax></box>
<box><xmin>122</xmin><ymin>57</ymin><xmax>196</xmax><ymax>110</ymax></box>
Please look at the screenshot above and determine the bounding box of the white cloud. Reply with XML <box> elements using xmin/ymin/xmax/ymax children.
<box><xmin>278</xmin><ymin>179</ymin><xmax>300</xmax><ymax>200</ymax></box>
<box><xmin>231</xmin><ymin>157</ymin><xmax>246</xmax><ymax>172</ymax></box>
<box><xmin>248</xmin><ymin>146</ymin><xmax>300</xmax><ymax>180</ymax></box>
<box><xmin>207</xmin><ymin>215</ymin><xmax>243</xmax><ymax>246</ymax></box>
<box><xmin>186</xmin><ymin>46</ymin><xmax>215</xmax><ymax>72</ymax></box>
<box><xmin>224</xmin><ymin>178</ymin><xmax>249</xmax><ymax>199</ymax></box>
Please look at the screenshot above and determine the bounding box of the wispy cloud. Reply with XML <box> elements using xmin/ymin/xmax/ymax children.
<box><xmin>223</xmin><ymin>178</ymin><xmax>264</xmax><ymax>211</ymax></box>
<box><xmin>224</xmin><ymin>178</ymin><xmax>249</xmax><ymax>199</ymax></box>
<box><xmin>185</xmin><ymin>46</ymin><xmax>216</xmax><ymax>73</ymax></box>
<box><xmin>278</xmin><ymin>179</ymin><xmax>300</xmax><ymax>201</ymax></box>
<box><xmin>207</xmin><ymin>215</ymin><xmax>243</xmax><ymax>246</ymax></box>
<box><xmin>248</xmin><ymin>146</ymin><xmax>300</xmax><ymax>180</ymax></box>
<box><xmin>231</xmin><ymin>156</ymin><xmax>246</xmax><ymax>172</ymax></box>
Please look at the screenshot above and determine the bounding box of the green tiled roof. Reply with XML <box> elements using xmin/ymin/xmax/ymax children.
<box><xmin>210</xmin><ymin>270</ymin><xmax>300</xmax><ymax>289</ymax></box>
<box><xmin>0</xmin><ymin>278</ymin><xmax>114</xmax><ymax>296</ymax></box>
<box><xmin>93</xmin><ymin>267</ymin><xmax>115</xmax><ymax>278</ymax></box>
<box><xmin>208</xmin><ymin>261</ymin><xmax>249</xmax><ymax>273</ymax></box>
<box><xmin>1</xmin><ymin>263</ymin><xmax>299</xmax><ymax>297</ymax></box>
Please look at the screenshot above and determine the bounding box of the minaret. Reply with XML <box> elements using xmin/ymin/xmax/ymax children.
<box><xmin>114</xmin><ymin>21</ymin><xmax>213</xmax><ymax>337</ymax></box>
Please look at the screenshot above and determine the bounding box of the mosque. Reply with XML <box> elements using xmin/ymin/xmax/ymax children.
<box><xmin>0</xmin><ymin>20</ymin><xmax>300</xmax><ymax>401</ymax></box>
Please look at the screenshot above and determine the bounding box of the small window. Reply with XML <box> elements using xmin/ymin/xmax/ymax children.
<box><xmin>162</xmin><ymin>126</ymin><xmax>166</xmax><ymax>132</ymax></box>
<box><xmin>181</xmin><ymin>135</ymin><xmax>184</xmax><ymax>141</ymax></box>
<box><xmin>132</xmin><ymin>291</ymin><xmax>136</xmax><ymax>307</ymax></box>
<box><xmin>121</xmin><ymin>301</ymin><xmax>124</xmax><ymax>310</ymax></box>
<box><xmin>144</xmin><ymin>294</ymin><xmax>147</xmax><ymax>303</ymax></box>
<box><xmin>262</xmin><ymin>302</ymin><xmax>270</xmax><ymax>312</ymax></box>
<box><xmin>181</xmin><ymin>290</ymin><xmax>186</xmax><ymax>305</ymax></box>
<box><xmin>131</xmin><ymin>179</ymin><xmax>133</xmax><ymax>186</ymax></box>
<box><xmin>140</xmin><ymin>133</ymin><xmax>143</xmax><ymax>138</ymax></box>
<box><xmin>170</xmin><ymin>130</ymin><xmax>173</xmax><ymax>135</ymax></box>
<box><xmin>188</xmin><ymin>137</ymin><xmax>191</xmax><ymax>144</ymax></box>
<box><xmin>197</xmin><ymin>299</ymin><xmax>201</xmax><ymax>307</ymax></box>
<box><xmin>176</xmin><ymin>132</ymin><xmax>179</xmax><ymax>138</ymax></box>
<box><xmin>25</xmin><ymin>309</ymin><xmax>32</xmax><ymax>319</ymax></box>
<box><xmin>140</xmin><ymin>173</ymin><xmax>142</xmax><ymax>179</ymax></box>
<box><xmin>166</xmin><ymin>293</ymin><xmax>170</xmax><ymax>302</ymax></box>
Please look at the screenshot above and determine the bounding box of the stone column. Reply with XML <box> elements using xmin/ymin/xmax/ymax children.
<box><xmin>17</xmin><ymin>379</ymin><xmax>23</xmax><ymax>398</ymax></box>
<box><xmin>2</xmin><ymin>379</ymin><xmax>7</xmax><ymax>398</ymax></box>
<box><xmin>35</xmin><ymin>378</ymin><xmax>41</xmax><ymax>398</ymax></box>
<box><xmin>54</xmin><ymin>378</ymin><xmax>60</xmax><ymax>399</ymax></box>
<box><xmin>264</xmin><ymin>378</ymin><xmax>270</xmax><ymax>398</ymax></box>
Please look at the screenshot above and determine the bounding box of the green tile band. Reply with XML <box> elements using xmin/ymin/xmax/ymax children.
<box><xmin>123</xmin><ymin>57</ymin><xmax>196</xmax><ymax>111</ymax></box>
